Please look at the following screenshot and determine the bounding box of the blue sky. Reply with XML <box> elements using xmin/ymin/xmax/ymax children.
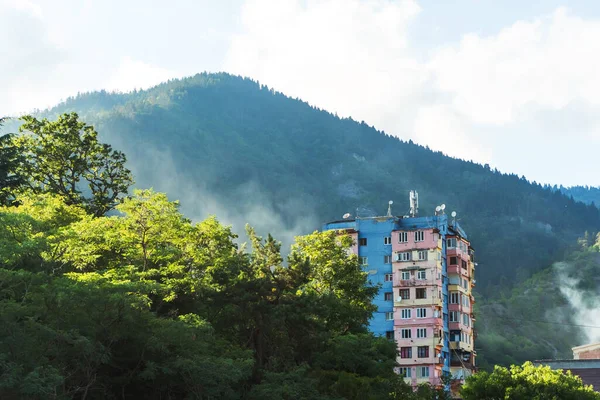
<box><xmin>3</xmin><ymin>0</ymin><xmax>600</xmax><ymax>187</ymax></box>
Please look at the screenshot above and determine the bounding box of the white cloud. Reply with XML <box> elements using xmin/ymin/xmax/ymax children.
<box><xmin>428</xmin><ymin>7</ymin><xmax>600</xmax><ymax>126</ymax></box>
<box><xmin>225</xmin><ymin>2</ymin><xmax>600</xmax><ymax>185</ymax></box>
<box><xmin>225</xmin><ymin>0</ymin><xmax>425</xmax><ymax>125</ymax></box>
<box><xmin>104</xmin><ymin>57</ymin><xmax>180</xmax><ymax>93</ymax></box>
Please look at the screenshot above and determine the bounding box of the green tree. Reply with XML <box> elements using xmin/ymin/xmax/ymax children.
<box><xmin>15</xmin><ymin>113</ymin><xmax>133</xmax><ymax>216</ymax></box>
<box><xmin>0</xmin><ymin>117</ymin><xmax>24</xmax><ymax>205</ymax></box>
<box><xmin>461</xmin><ymin>361</ymin><xmax>600</xmax><ymax>400</ymax></box>
<box><xmin>0</xmin><ymin>269</ymin><xmax>252</xmax><ymax>399</ymax></box>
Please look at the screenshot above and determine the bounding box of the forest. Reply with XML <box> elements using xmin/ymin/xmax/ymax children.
<box><xmin>24</xmin><ymin>73</ymin><xmax>600</xmax><ymax>368</ymax></box>
<box><xmin>2</xmin><ymin>88</ymin><xmax>600</xmax><ymax>398</ymax></box>
<box><xmin>0</xmin><ymin>115</ymin><xmax>450</xmax><ymax>399</ymax></box>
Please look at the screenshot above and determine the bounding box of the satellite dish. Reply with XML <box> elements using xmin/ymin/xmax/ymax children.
<box><xmin>398</xmin><ymin>296</ymin><xmax>402</xmax><ymax>302</ymax></box>
<box><xmin>435</xmin><ymin>206</ymin><xmax>441</xmax><ymax>212</ymax></box>
<box><xmin>451</xmin><ymin>211</ymin><xmax>457</xmax><ymax>218</ymax></box>
<box><xmin>389</xmin><ymin>200</ymin><xmax>393</xmax><ymax>205</ymax></box>
<box><xmin>441</xmin><ymin>204</ymin><xmax>446</xmax><ymax>210</ymax></box>
<box><xmin>343</xmin><ymin>213</ymin><xmax>351</xmax><ymax>219</ymax></box>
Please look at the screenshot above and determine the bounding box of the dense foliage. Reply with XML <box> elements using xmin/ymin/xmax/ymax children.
<box><xmin>25</xmin><ymin>73</ymin><xmax>600</xmax><ymax>368</ymax></box>
<box><xmin>0</xmin><ymin>118</ymin><xmax>24</xmax><ymax>205</ymax></box>
<box><xmin>14</xmin><ymin>113</ymin><xmax>133</xmax><ymax>216</ymax></box>
<box><xmin>461</xmin><ymin>362</ymin><xmax>600</xmax><ymax>400</ymax></box>
<box><xmin>42</xmin><ymin>73</ymin><xmax>600</xmax><ymax>294</ymax></box>
<box><xmin>560</xmin><ymin>185</ymin><xmax>600</xmax><ymax>206</ymax></box>
<box><xmin>475</xmin><ymin>231</ymin><xmax>600</xmax><ymax>369</ymax></box>
<box><xmin>0</xmin><ymin>114</ymin><xmax>449</xmax><ymax>398</ymax></box>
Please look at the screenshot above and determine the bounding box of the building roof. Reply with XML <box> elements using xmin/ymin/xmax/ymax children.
<box><xmin>573</xmin><ymin>342</ymin><xmax>600</xmax><ymax>354</ymax></box>
<box><xmin>535</xmin><ymin>359</ymin><xmax>600</xmax><ymax>391</ymax></box>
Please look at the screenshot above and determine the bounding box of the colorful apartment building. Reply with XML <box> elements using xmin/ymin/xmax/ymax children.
<box><xmin>322</xmin><ymin>194</ymin><xmax>476</xmax><ymax>390</ymax></box>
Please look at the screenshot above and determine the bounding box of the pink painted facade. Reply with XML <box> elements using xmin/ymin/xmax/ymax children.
<box><xmin>392</xmin><ymin>229</ymin><xmax>440</xmax><ymax>253</ymax></box>
<box><xmin>393</xmin><ymin>228</ymin><xmax>446</xmax><ymax>387</ymax></box>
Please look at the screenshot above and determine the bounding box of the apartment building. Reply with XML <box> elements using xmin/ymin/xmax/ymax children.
<box><xmin>322</xmin><ymin>194</ymin><xmax>476</xmax><ymax>390</ymax></box>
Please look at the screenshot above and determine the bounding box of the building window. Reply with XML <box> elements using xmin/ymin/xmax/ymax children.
<box><xmin>401</xmin><ymin>271</ymin><xmax>410</xmax><ymax>280</ymax></box>
<box><xmin>359</xmin><ymin>238</ymin><xmax>367</xmax><ymax>246</ymax></box>
<box><xmin>386</xmin><ymin>330</ymin><xmax>395</xmax><ymax>340</ymax></box>
<box><xmin>450</xmin><ymin>256</ymin><xmax>457</xmax><ymax>265</ymax></box>
<box><xmin>462</xmin><ymin>278</ymin><xmax>469</xmax><ymax>289</ymax></box>
<box><xmin>416</xmin><ymin>308</ymin><xmax>427</xmax><ymax>318</ymax></box>
<box><xmin>385</xmin><ymin>312</ymin><xmax>394</xmax><ymax>321</ymax></box>
<box><xmin>450</xmin><ymin>311</ymin><xmax>458</xmax><ymax>322</ymax></box>
<box><xmin>399</xmin><ymin>367</ymin><xmax>411</xmax><ymax>378</ymax></box>
<box><xmin>400</xmin><ymin>347</ymin><xmax>412</xmax><ymax>358</ymax></box>
<box><xmin>447</xmin><ymin>238</ymin><xmax>456</xmax><ymax>248</ymax></box>
<box><xmin>418</xmin><ymin>366</ymin><xmax>430</xmax><ymax>378</ymax></box>
<box><xmin>462</xmin><ymin>260</ymin><xmax>467</xmax><ymax>269</ymax></box>
<box><xmin>417</xmin><ymin>250</ymin><xmax>427</xmax><ymax>261</ymax></box>
<box><xmin>384</xmin><ymin>273</ymin><xmax>393</xmax><ymax>282</ymax></box>
<box><xmin>396</xmin><ymin>252</ymin><xmax>411</xmax><ymax>262</ymax></box>
<box><xmin>462</xmin><ymin>294</ymin><xmax>469</xmax><ymax>307</ymax></box>
<box><xmin>401</xmin><ymin>328</ymin><xmax>411</xmax><ymax>339</ymax></box>
<box><xmin>417</xmin><ymin>346</ymin><xmax>429</xmax><ymax>358</ymax></box>
<box><xmin>359</xmin><ymin>256</ymin><xmax>368</xmax><ymax>265</ymax></box>
<box><xmin>384</xmin><ymin>292</ymin><xmax>393</xmax><ymax>301</ymax></box>
<box><xmin>401</xmin><ymin>309</ymin><xmax>411</xmax><ymax>319</ymax></box>
<box><xmin>417</xmin><ymin>270</ymin><xmax>426</xmax><ymax>280</ymax></box>
<box><xmin>384</xmin><ymin>236</ymin><xmax>392</xmax><ymax>245</ymax></box>
<box><xmin>462</xmin><ymin>313</ymin><xmax>470</xmax><ymax>326</ymax></box>
<box><xmin>384</xmin><ymin>255</ymin><xmax>392</xmax><ymax>264</ymax></box>
<box><xmin>450</xmin><ymin>292</ymin><xmax>459</xmax><ymax>304</ymax></box>
<box><xmin>414</xmin><ymin>231</ymin><xmax>424</xmax><ymax>242</ymax></box>
<box><xmin>399</xmin><ymin>289</ymin><xmax>410</xmax><ymax>299</ymax></box>
<box><xmin>417</xmin><ymin>328</ymin><xmax>427</xmax><ymax>338</ymax></box>
<box><xmin>416</xmin><ymin>288</ymin><xmax>427</xmax><ymax>299</ymax></box>
<box><xmin>398</xmin><ymin>232</ymin><xmax>408</xmax><ymax>243</ymax></box>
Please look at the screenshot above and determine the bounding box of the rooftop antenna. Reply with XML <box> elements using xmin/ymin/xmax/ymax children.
<box><xmin>356</xmin><ymin>207</ymin><xmax>360</xmax><ymax>219</ymax></box>
<box><xmin>387</xmin><ymin>200</ymin><xmax>393</xmax><ymax>217</ymax></box>
<box><xmin>451</xmin><ymin>211</ymin><xmax>457</xmax><ymax>225</ymax></box>
<box><xmin>440</xmin><ymin>204</ymin><xmax>446</xmax><ymax>215</ymax></box>
<box><xmin>409</xmin><ymin>190</ymin><xmax>419</xmax><ymax>217</ymax></box>
<box><xmin>343</xmin><ymin>213</ymin><xmax>351</xmax><ymax>219</ymax></box>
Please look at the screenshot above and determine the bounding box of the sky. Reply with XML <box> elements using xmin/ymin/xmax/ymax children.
<box><xmin>3</xmin><ymin>0</ymin><xmax>600</xmax><ymax>187</ymax></box>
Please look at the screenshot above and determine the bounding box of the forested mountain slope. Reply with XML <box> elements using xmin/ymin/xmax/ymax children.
<box><xmin>41</xmin><ymin>73</ymin><xmax>600</xmax><ymax>294</ymax></box>
<box><xmin>559</xmin><ymin>185</ymin><xmax>600</xmax><ymax>206</ymax></box>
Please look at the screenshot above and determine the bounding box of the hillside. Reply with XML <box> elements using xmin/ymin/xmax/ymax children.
<box><xmin>560</xmin><ymin>185</ymin><xmax>600</xmax><ymax>206</ymax></box>
<box><xmin>12</xmin><ymin>72</ymin><xmax>600</xmax><ymax>366</ymax></box>
<box><xmin>41</xmin><ymin>73</ymin><xmax>600</xmax><ymax>290</ymax></box>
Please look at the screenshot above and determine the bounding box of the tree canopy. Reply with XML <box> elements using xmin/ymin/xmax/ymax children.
<box><xmin>461</xmin><ymin>362</ymin><xmax>600</xmax><ymax>400</ymax></box>
<box><xmin>13</xmin><ymin>113</ymin><xmax>133</xmax><ymax>216</ymax></box>
<box><xmin>0</xmin><ymin>114</ymin><xmax>450</xmax><ymax>398</ymax></box>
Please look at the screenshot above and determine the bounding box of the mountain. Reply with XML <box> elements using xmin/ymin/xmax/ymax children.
<box><xmin>14</xmin><ymin>72</ymin><xmax>600</xmax><ymax>367</ymax></box>
<box><xmin>559</xmin><ymin>185</ymin><xmax>600</xmax><ymax>206</ymax></box>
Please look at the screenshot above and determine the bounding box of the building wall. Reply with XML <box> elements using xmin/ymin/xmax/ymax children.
<box><xmin>575</xmin><ymin>348</ymin><xmax>600</xmax><ymax>360</ymax></box>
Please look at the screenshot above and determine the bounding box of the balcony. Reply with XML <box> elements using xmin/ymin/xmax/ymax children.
<box><xmin>395</xmin><ymin>297</ymin><xmax>442</xmax><ymax>308</ymax></box>
<box><xmin>394</xmin><ymin>278</ymin><xmax>441</xmax><ymax>287</ymax></box>
<box><xmin>449</xmin><ymin>341</ymin><xmax>474</xmax><ymax>352</ymax></box>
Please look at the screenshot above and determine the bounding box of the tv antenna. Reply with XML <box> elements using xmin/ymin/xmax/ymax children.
<box><xmin>451</xmin><ymin>211</ymin><xmax>457</xmax><ymax>225</ymax></box>
<box><xmin>387</xmin><ymin>200</ymin><xmax>393</xmax><ymax>217</ymax></box>
<box><xmin>409</xmin><ymin>190</ymin><xmax>419</xmax><ymax>217</ymax></box>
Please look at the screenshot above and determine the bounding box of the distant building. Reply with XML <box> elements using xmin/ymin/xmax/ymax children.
<box><xmin>536</xmin><ymin>343</ymin><xmax>600</xmax><ymax>391</ymax></box>
<box><xmin>322</xmin><ymin>192</ymin><xmax>476</xmax><ymax>390</ymax></box>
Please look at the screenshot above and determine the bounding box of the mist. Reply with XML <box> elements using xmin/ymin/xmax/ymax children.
<box><xmin>123</xmin><ymin>145</ymin><xmax>319</xmax><ymax>254</ymax></box>
<box><xmin>554</xmin><ymin>261</ymin><xmax>600</xmax><ymax>344</ymax></box>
